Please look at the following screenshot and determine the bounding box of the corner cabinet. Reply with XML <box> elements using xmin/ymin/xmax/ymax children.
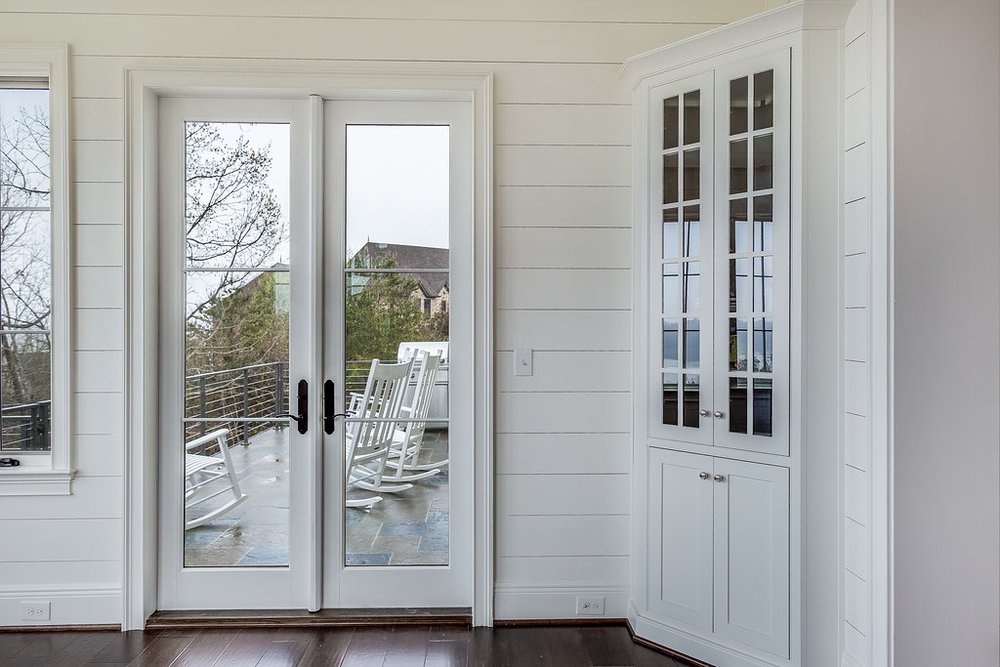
<box><xmin>624</xmin><ymin>4</ymin><xmax>846</xmax><ymax>665</ymax></box>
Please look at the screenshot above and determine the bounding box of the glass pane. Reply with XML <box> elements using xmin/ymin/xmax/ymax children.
<box><xmin>0</xmin><ymin>333</ymin><xmax>50</xmax><ymax>453</ymax></box>
<box><xmin>185</xmin><ymin>122</ymin><xmax>291</xmax><ymax>269</ymax></box>
<box><xmin>682</xmin><ymin>90</ymin><xmax>700</xmax><ymax>145</ymax></box>
<box><xmin>0</xmin><ymin>88</ymin><xmax>50</xmax><ymax>208</ymax></box>
<box><xmin>345</xmin><ymin>125</ymin><xmax>450</xmax><ymax>568</ymax></box>
<box><xmin>682</xmin><ymin>261</ymin><xmax>700</xmax><ymax>314</ymax></box>
<box><xmin>0</xmin><ymin>211</ymin><xmax>51</xmax><ymax>331</ymax></box>
<box><xmin>683</xmin><ymin>318</ymin><xmax>699</xmax><ymax>369</ymax></box>
<box><xmin>662</xmin><ymin>320</ymin><xmax>679</xmax><ymax>368</ymax></box>
<box><xmin>662</xmin><ymin>262</ymin><xmax>680</xmax><ymax>314</ymax></box>
<box><xmin>730</xmin><ymin>139</ymin><xmax>748</xmax><ymax>195</ymax></box>
<box><xmin>753</xmin><ymin>194</ymin><xmax>773</xmax><ymax>253</ymax></box>
<box><xmin>682</xmin><ymin>148</ymin><xmax>700</xmax><ymax>202</ymax></box>
<box><xmin>682</xmin><ymin>374</ymin><xmax>700</xmax><ymax>428</ymax></box>
<box><xmin>662</xmin><ymin>208</ymin><xmax>679</xmax><ymax>259</ymax></box>
<box><xmin>663</xmin><ymin>152</ymin><xmax>678</xmax><ymax>205</ymax></box>
<box><xmin>753</xmin><ymin>378</ymin><xmax>773</xmax><ymax>436</ymax></box>
<box><xmin>184</xmin><ymin>270</ymin><xmax>290</xmax><ymax>420</ymax></box>
<box><xmin>729</xmin><ymin>199</ymin><xmax>749</xmax><ymax>254</ymax></box>
<box><xmin>753</xmin><ymin>134</ymin><xmax>773</xmax><ymax>191</ymax></box>
<box><xmin>754</xmin><ymin>318</ymin><xmax>774</xmax><ymax>373</ymax></box>
<box><xmin>753</xmin><ymin>256</ymin><xmax>773</xmax><ymax>312</ymax></box>
<box><xmin>682</xmin><ymin>205</ymin><xmax>700</xmax><ymax>258</ymax></box>
<box><xmin>184</xmin><ymin>419</ymin><xmax>289</xmax><ymax>567</ymax></box>
<box><xmin>663</xmin><ymin>96</ymin><xmax>679</xmax><ymax>150</ymax></box>
<box><xmin>729</xmin><ymin>258</ymin><xmax>750</xmax><ymax>313</ymax></box>
<box><xmin>730</xmin><ymin>77</ymin><xmax>748</xmax><ymax>136</ymax></box>
<box><xmin>753</xmin><ymin>70</ymin><xmax>774</xmax><ymax>130</ymax></box>
<box><xmin>662</xmin><ymin>372</ymin><xmax>679</xmax><ymax>426</ymax></box>
<box><xmin>729</xmin><ymin>318</ymin><xmax>748</xmax><ymax>371</ymax></box>
<box><xmin>729</xmin><ymin>376</ymin><xmax>748</xmax><ymax>434</ymax></box>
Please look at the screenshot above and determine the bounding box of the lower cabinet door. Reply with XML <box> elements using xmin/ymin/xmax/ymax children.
<box><xmin>648</xmin><ymin>447</ymin><xmax>714</xmax><ymax>632</ymax></box>
<box><xmin>713</xmin><ymin>458</ymin><xmax>790</xmax><ymax>658</ymax></box>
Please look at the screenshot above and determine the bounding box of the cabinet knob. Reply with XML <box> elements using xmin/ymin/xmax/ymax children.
<box><xmin>713</xmin><ymin>474</ymin><xmax>725</xmax><ymax>482</ymax></box>
<box><xmin>698</xmin><ymin>472</ymin><xmax>710</xmax><ymax>480</ymax></box>
<box><xmin>713</xmin><ymin>410</ymin><xmax>725</xmax><ymax>419</ymax></box>
<box><xmin>699</xmin><ymin>409</ymin><xmax>711</xmax><ymax>418</ymax></box>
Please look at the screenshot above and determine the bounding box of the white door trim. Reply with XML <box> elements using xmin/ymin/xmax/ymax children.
<box><xmin>123</xmin><ymin>66</ymin><xmax>494</xmax><ymax>629</ymax></box>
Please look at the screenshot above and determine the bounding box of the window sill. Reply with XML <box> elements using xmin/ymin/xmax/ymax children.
<box><xmin>0</xmin><ymin>468</ymin><xmax>75</xmax><ymax>496</ymax></box>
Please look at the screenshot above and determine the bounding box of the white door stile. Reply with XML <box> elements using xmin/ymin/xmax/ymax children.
<box><xmin>324</xmin><ymin>99</ymin><xmax>475</xmax><ymax>609</ymax></box>
<box><xmin>157</xmin><ymin>97</ymin><xmax>316</xmax><ymax>610</ymax></box>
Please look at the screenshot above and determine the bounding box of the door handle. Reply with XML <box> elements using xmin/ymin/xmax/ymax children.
<box><xmin>324</xmin><ymin>379</ymin><xmax>346</xmax><ymax>435</ymax></box>
<box><xmin>277</xmin><ymin>378</ymin><xmax>309</xmax><ymax>435</ymax></box>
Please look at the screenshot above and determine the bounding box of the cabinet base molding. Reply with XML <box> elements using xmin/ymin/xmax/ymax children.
<box><xmin>628</xmin><ymin>605</ymin><xmax>789</xmax><ymax>667</ymax></box>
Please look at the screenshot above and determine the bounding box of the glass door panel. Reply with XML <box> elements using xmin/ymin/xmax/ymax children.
<box><xmin>342</xmin><ymin>125</ymin><xmax>451</xmax><ymax>568</ymax></box>
<box><xmin>652</xmin><ymin>75</ymin><xmax>714</xmax><ymax>445</ymax></box>
<box><xmin>714</xmin><ymin>53</ymin><xmax>789</xmax><ymax>455</ymax></box>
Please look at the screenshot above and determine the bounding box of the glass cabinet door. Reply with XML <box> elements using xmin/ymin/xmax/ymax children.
<box><xmin>713</xmin><ymin>54</ymin><xmax>790</xmax><ymax>455</ymax></box>
<box><xmin>648</xmin><ymin>52</ymin><xmax>789</xmax><ymax>456</ymax></box>
<box><xmin>650</xmin><ymin>74</ymin><xmax>714</xmax><ymax>446</ymax></box>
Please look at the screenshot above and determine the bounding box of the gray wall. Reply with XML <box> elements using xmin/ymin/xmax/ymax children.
<box><xmin>893</xmin><ymin>0</ymin><xmax>1000</xmax><ymax>664</ymax></box>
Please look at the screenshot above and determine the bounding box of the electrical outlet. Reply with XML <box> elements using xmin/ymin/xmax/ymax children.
<box><xmin>575</xmin><ymin>595</ymin><xmax>605</xmax><ymax>615</ymax></box>
<box><xmin>20</xmin><ymin>600</ymin><xmax>50</xmax><ymax>621</ymax></box>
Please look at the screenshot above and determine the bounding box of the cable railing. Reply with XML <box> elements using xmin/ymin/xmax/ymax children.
<box><xmin>0</xmin><ymin>400</ymin><xmax>51</xmax><ymax>452</ymax></box>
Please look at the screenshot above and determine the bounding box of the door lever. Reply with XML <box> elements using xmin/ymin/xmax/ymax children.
<box><xmin>324</xmin><ymin>379</ymin><xmax>346</xmax><ymax>435</ymax></box>
<box><xmin>277</xmin><ymin>378</ymin><xmax>309</xmax><ymax>435</ymax></box>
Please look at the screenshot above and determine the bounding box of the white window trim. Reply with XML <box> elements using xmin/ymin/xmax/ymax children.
<box><xmin>0</xmin><ymin>44</ymin><xmax>73</xmax><ymax>495</ymax></box>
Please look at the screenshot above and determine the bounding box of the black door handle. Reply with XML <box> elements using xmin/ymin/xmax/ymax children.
<box><xmin>324</xmin><ymin>379</ymin><xmax>346</xmax><ymax>435</ymax></box>
<box><xmin>277</xmin><ymin>378</ymin><xmax>308</xmax><ymax>435</ymax></box>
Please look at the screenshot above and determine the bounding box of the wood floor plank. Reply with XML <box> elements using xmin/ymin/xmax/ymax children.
<box><xmin>171</xmin><ymin>629</ymin><xmax>238</xmax><ymax>667</ymax></box>
<box><xmin>340</xmin><ymin>627</ymin><xmax>393</xmax><ymax>667</ymax></box>
<box><xmin>213</xmin><ymin>629</ymin><xmax>283</xmax><ymax>666</ymax></box>
<box><xmin>381</xmin><ymin>626</ymin><xmax>429</xmax><ymax>667</ymax></box>
<box><xmin>296</xmin><ymin>627</ymin><xmax>354</xmax><ymax>667</ymax></box>
<box><xmin>255</xmin><ymin>638</ymin><xmax>310</xmax><ymax>667</ymax></box>
<box><xmin>128</xmin><ymin>635</ymin><xmax>198</xmax><ymax>665</ymax></box>
<box><xmin>542</xmin><ymin>627</ymin><xmax>595</xmax><ymax>666</ymax></box>
<box><xmin>87</xmin><ymin>630</ymin><xmax>163</xmax><ymax>664</ymax></box>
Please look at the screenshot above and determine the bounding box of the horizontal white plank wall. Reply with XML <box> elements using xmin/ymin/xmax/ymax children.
<box><xmin>0</xmin><ymin>0</ymin><xmax>774</xmax><ymax>626</ymax></box>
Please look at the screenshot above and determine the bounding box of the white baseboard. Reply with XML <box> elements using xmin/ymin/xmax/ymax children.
<box><xmin>629</xmin><ymin>602</ymin><xmax>789</xmax><ymax>667</ymax></box>
<box><xmin>493</xmin><ymin>583</ymin><xmax>628</xmax><ymax>620</ymax></box>
<box><xmin>0</xmin><ymin>585</ymin><xmax>121</xmax><ymax>627</ymax></box>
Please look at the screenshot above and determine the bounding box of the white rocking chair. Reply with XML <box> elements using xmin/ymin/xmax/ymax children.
<box><xmin>184</xmin><ymin>428</ymin><xmax>248</xmax><ymax>530</ymax></box>
<box><xmin>385</xmin><ymin>351</ymin><xmax>446</xmax><ymax>482</ymax></box>
<box><xmin>345</xmin><ymin>357</ymin><xmax>414</xmax><ymax>508</ymax></box>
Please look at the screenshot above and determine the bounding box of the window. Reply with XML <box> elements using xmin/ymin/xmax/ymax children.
<box><xmin>0</xmin><ymin>46</ymin><xmax>70</xmax><ymax>493</ymax></box>
<box><xmin>1</xmin><ymin>82</ymin><xmax>52</xmax><ymax>454</ymax></box>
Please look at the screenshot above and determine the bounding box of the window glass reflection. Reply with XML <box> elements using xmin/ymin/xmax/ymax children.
<box><xmin>682</xmin><ymin>148</ymin><xmax>700</xmax><ymax>202</ymax></box>
<box><xmin>663</xmin><ymin>153</ymin><xmax>678</xmax><ymax>205</ymax></box>
<box><xmin>662</xmin><ymin>372</ymin><xmax>679</xmax><ymax>426</ymax></box>
<box><xmin>683</xmin><ymin>205</ymin><xmax>700</xmax><ymax>258</ymax></box>
<box><xmin>662</xmin><ymin>320</ymin><xmax>679</xmax><ymax>368</ymax></box>
<box><xmin>730</xmin><ymin>139</ymin><xmax>748</xmax><ymax>195</ymax></box>
<box><xmin>753</xmin><ymin>134</ymin><xmax>773</xmax><ymax>191</ymax></box>
<box><xmin>662</xmin><ymin>208</ymin><xmax>679</xmax><ymax>259</ymax></box>
<box><xmin>663</xmin><ymin>97</ymin><xmax>679</xmax><ymax>150</ymax></box>
<box><xmin>729</xmin><ymin>318</ymin><xmax>748</xmax><ymax>371</ymax></box>
<box><xmin>730</xmin><ymin>77</ymin><xmax>748</xmax><ymax>136</ymax></box>
<box><xmin>682</xmin><ymin>373</ymin><xmax>700</xmax><ymax>428</ymax></box>
<box><xmin>753</xmin><ymin>70</ymin><xmax>774</xmax><ymax>130</ymax></box>
<box><xmin>683</xmin><ymin>90</ymin><xmax>700</xmax><ymax>145</ymax></box>
<box><xmin>662</xmin><ymin>263</ymin><xmax>680</xmax><ymax>314</ymax></box>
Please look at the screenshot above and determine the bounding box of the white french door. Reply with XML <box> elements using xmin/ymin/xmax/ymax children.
<box><xmin>156</xmin><ymin>95</ymin><xmax>473</xmax><ymax>611</ymax></box>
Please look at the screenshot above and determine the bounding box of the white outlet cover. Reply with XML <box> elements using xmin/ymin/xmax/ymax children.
<box><xmin>20</xmin><ymin>600</ymin><xmax>51</xmax><ymax>621</ymax></box>
<box><xmin>575</xmin><ymin>595</ymin><xmax>605</xmax><ymax>615</ymax></box>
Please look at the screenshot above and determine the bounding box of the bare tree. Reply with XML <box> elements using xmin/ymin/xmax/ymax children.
<box><xmin>0</xmin><ymin>95</ymin><xmax>51</xmax><ymax>414</ymax></box>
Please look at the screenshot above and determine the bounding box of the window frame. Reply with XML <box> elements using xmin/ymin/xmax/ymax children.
<box><xmin>0</xmin><ymin>45</ymin><xmax>72</xmax><ymax>495</ymax></box>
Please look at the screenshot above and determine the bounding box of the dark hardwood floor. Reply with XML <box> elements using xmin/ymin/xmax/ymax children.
<box><xmin>0</xmin><ymin>624</ymin><xmax>687</xmax><ymax>666</ymax></box>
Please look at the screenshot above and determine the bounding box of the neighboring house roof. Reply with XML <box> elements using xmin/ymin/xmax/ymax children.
<box><xmin>353</xmin><ymin>242</ymin><xmax>449</xmax><ymax>298</ymax></box>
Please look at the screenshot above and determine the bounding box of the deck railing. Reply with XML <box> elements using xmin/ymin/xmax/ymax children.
<box><xmin>0</xmin><ymin>400</ymin><xmax>51</xmax><ymax>452</ymax></box>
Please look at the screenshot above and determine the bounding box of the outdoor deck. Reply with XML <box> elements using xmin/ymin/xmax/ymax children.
<box><xmin>184</xmin><ymin>426</ymin><xmax>450</xmax><ymax>567</ymax></box>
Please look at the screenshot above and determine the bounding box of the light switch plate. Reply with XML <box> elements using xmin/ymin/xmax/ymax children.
<box><xmin>514</xmin><ymin>347</ymin><xmax>532</xmax><ymax>376</ymax></box>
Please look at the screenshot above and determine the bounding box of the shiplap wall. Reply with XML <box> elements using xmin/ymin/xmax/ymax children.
<box><xmin>841</xmin><ymin>0</ymin><xmax>873</xmax><ymax>663</ymax></box>
<box><xmin>0</xmin><ymin>0</ymin><xmax>775</xmax><ymax>625</ymax></box>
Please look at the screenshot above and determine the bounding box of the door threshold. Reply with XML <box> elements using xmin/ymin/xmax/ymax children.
<box><xmin>146</xmin><ymin>608</ymin><xmax>472</xmax><ymax>629</ymax></box>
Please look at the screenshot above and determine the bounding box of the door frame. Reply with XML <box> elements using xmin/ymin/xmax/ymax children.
<box><xmin>123</xmin><ymin>66</ymin><xmax>494</xmax><ymax>629</ymax></box>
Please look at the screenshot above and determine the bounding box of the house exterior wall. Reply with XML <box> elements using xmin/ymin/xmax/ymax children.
<box><xmin>892</xmin><ymin>0</ymin><xmax>1000</xmax><ymax>664</ymax></box>
<box><xmin>0</xmin><ymin>0</ymin><xmax>774</xmax><ymax>626</ymax></box>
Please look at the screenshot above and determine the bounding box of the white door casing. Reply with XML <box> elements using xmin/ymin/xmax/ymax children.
<box><xmin>124</xmin><ymin>69</ymin><xmax>493</xmax><ymax>627</ymax></box>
